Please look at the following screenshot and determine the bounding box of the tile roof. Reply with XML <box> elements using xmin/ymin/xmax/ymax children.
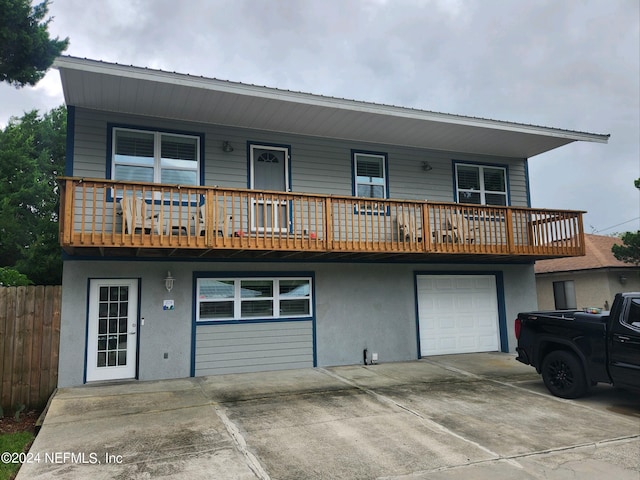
<box><xmin>535</xmin><ymin>234</ymin><xmax>632</xmax><ymax>274</ymax></box>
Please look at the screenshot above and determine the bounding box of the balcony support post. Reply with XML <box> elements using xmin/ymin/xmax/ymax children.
<box><xmin>324</xmin><ymin>197</ymin><xmax>332</xmax><ymax>251</ymax></box>
<box><xmin>204</xmin><ymin>189</ymin><xmax>213</xmax><ymax>248</ymax></box>
<box><xmin>505</xmin><ymin>208</ymin><xmax>515</xmax><ymax>254</ymax></box>
<box><xmin>577</xmin><ymin>213</ymin><xmax>585</xmax><ymax>256</ymax></box>
<box><xmin>65</xmin><ymin>178</ymin><xmax>75</xmax><ymax>246</ymax></box>
<box><xmin>421</xmin><ymin>202</ymin><xmax>431</xmax><ymax>252</ymax></box>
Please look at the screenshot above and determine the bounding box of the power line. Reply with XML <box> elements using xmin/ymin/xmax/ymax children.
<box><xmin>593</xmin><ymin>217</ymin><xmax>640</xmax><ymax>234</ymax></box>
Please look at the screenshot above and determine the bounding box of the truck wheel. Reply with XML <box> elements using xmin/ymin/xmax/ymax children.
<box><xmin>541</xmin><ymin>350</ymin><xmax>588</xmax><ymax>399</ymax></box>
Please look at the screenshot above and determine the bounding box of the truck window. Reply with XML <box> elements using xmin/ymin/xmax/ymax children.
<box><xmin>625</xmin><ymin>299</ymin><xmax>640</xmax><ymax>329</ymax></box>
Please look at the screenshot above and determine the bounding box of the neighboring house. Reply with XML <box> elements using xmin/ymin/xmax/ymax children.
<box><xmin>535</xmin><ymin>234</ymin><xmax>640</xmax><ymax>311</ymax></box>
<box><xmin>53</xmin><ymin>56</ymin><xmax>609</xmax><ymax>387</ymax></box>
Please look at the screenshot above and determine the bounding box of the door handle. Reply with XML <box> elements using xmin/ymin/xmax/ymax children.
<box><xmin>615</xmin><ymin>335</ymin><xmax>630</xmax><ymax>342</ymax></box>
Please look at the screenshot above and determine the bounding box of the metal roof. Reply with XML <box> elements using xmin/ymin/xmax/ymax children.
<box><xmin>53</xmin><ymin>56</ymin><xmax>610</xmax><ymax>158</ymax></box>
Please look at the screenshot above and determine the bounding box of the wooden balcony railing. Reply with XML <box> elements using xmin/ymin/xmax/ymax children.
<box><xmin>58</xmin><ymin>178</ymin><xmax>585</xmax><ymax>259</ymax></box>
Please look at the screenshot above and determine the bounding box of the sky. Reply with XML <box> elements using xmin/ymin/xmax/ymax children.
<box><xmin>1</xmin><ymin>0</ymin><xmax>638</xmax><ymax>235</ymax></box>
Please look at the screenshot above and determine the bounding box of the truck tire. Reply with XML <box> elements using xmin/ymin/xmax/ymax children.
<box><xmin>541</xmin><ymin>350</ymin><xmax>588</xmax><ymax>399</ymax></box>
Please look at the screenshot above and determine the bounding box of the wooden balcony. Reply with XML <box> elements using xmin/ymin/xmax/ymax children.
<box><xmin>58</xmin><ymin>178</ymin><xmax>585</xmax><ymax>262</ymax></box>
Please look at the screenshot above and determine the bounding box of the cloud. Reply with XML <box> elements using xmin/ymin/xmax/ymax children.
<box><xmin>1</xmin><ymin>0</ymin><xmax>638</xmax><ymax>233</ymax></box>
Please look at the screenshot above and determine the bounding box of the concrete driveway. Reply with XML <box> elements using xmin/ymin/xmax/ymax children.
<box><xmin>16</xmin><ymin>353</ymin><xmax>640</xmax><ymax>479</ymax></box>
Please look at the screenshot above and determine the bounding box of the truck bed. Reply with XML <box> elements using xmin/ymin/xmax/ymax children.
<box><xmin>516</xmin><ymin>311</ymin><xmax>609</xmax><ymax>382</ymax></box>
<box><xmin>516</xmin><ymin>293</ymin><xmax>640</xmax><ymax>398</ymax></box>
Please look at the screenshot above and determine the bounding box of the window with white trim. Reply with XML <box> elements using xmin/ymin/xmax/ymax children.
<box><xmin>197</xmin><ymin>277</ymin><xmax>312</xmax><ymax>321</ymax></box>
<box><xmin>354</xmin><ymin>152</ymin><xmax>387</xmax><ymax>199</ymax></box>
<box><xmin>455</xmin><ymin>164</ymin><xmax>507</xmax><ymax>206</ymax></box>
<box><xmin>113</xmin><ymin>128</ymin><xmax>200</xmax><ymax>185</ymax></box>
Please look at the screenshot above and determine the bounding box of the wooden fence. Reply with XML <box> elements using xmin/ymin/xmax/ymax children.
<box><xmin>0</xmin><ymin>286</ymin><xmax>61</xmax><ymax>412</ymax></box>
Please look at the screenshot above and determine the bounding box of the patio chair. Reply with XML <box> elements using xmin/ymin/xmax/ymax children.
<box><xmin>449</xmin><ymin>211</ymin><xmax>482</xmax><ymax>244</ymax></box>
<box><xmin>397</xmin><ymin>211</ymin><xmax>422</xmax><ymax>242</ymax></box>
<box><xmin>194</xmin><ymin>204</ymin><xmax>233</xmax><ymax>237</ymax></box>
<box><xmin>119</xmin><ymin>196</ymin><xmax>165</xmax><ymax>235</ymax></box>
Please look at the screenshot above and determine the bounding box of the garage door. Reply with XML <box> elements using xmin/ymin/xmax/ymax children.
<box><xmin>417</xmin><ymin>274</ymin><xmax>500</xmax><ymax>356</ymax></box>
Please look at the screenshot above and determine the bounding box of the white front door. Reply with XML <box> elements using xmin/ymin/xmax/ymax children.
<box><xmin>250</xmin><ymin>145</ymin><xmax>288</xmax><ymax>191</ymax></box>
<box><xmin>86</xmin><ymin>279</ymin><xmax>138</xmax><ymax>382</ymax></box>
<box><xmin>417</xmin><ymin>274</ymin><xmax>500</xmax><ymax>356</ymax></box>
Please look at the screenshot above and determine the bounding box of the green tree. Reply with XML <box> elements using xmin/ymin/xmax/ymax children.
<box><xmin>0</xmin><ymin>0</ymin><xmax>69</xmax><ymax>87</ymax></box>
<box><xmin>0</xmin><ymin>106</ymin><xmax>66</xmax><ymax>284</ymax></box>
<box><xmin>612</xmin><ymin>231</ymin><xmax>640</xmax><ymax>266</ymax></box>
<box><xmin>635</xmin><ymin>178</ymin><xmax>639</xmax><ymax>189</ymax></box>
<box><xmin>0</xmin><ymin>266</ymin><xmax>32</xmax><ymax>286</ymax></box>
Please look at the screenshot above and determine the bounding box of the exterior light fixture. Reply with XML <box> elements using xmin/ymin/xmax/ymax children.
<box><xmin>619</xmin><ymin>275</ymin><xmax>627</xmax><ymax>285</ymax></box>
<box><xmin>422</xmin><ymin>162</ymin><xmax>433</xmax><ymax>172</ymax></box>
<box><xmin>222</xmin><ymin>141</ymin><xmax>234</xmax><ymax>153</ymax></box>
<box><xmin>164</xmin><ymin>271</ymin><xmax>175</xmax><ymax>292</ymax></box>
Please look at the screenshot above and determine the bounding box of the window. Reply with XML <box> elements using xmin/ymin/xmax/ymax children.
<box><xmin>455</xmin><ymin>164</ymin><xmax>507</xmax><ymax>206</ymax></box>
<box><xmin>197</xmin><ymin>277</ymin><xmax>312</xmax><ymax>322</ymax></box>
<box><xmin>553</xmin><ymin>280</ymin><xmax>576</xmax><ymax>310</ymax></box>
<box><xmin>112</xmin><ymin>128</ymin><xmax>200</xmax><ymax>185</ymax></box>
<box><xmin>624</xmin><ymin>298</ymin><xmax>640</xmax><ymax>329</ymax></box>
<box><xmin>354</xmin><ymin>152</ymin><xmax>387</xmax><ymax>199</ymax></box>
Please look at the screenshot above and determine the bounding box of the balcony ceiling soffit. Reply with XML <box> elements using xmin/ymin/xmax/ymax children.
<box><xmin>55</xmin><ymin>57</ymin><xmax>609</xmax><ymax>159</ymax></box>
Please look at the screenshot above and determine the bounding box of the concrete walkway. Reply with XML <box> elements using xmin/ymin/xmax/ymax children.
<box><xmin>16</xmin><ymin>353</ymin><xmax>640</xmax><ymax>479</ymax></box>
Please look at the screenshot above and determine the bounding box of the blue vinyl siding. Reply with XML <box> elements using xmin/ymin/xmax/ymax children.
<box><xmin>70</xmin><ymin>107</ymin><xmax>531</xmax><ymax>207</ymax></box>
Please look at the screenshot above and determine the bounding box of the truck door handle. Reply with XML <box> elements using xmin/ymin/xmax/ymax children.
<box><xmin>615</xmin><ymin>335</ymin><xmax>630</xmax><ymax>342</ymax></box>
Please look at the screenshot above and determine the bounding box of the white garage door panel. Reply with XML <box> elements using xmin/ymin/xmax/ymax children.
<box><xmin>417</xmin><ymin>274</ymin><xmax>500</xmax><ymax>356</ymax></box>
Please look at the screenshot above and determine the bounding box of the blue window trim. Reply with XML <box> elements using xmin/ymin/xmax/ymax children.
<box><xmin>65</xmin><ymin>105</ymin><xmax>75</xmax><ymax>176</ymax></box>
<box><xmin>105</xmin><ymin>123</ymin><xmax>205</xmax><ymax>203</ymax></box>
<box><xmin>351</xmin><ymin>149</ymin><xmax>390</xmax><ymax>216</ymax></box>
<box><xmin>451</xmin><ymin>160</ymin><xmax>511</xmax><ymax>206</ymax></box>
<box><xmin>413</xmin><ymin>270</ymin><xmax>508</xmax><ymax>357</ymax></box>
<box><xmin>524</xmin><ymin>158</ymin><xmax>532</xmax><ymax>208</ymax></box>
<box><xmin>190</xmin><ymin>270</ymin><xmax>317</xmax><ymax>375</ymax></box>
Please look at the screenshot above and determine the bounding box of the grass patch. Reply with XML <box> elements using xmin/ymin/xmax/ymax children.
<box><xmin>0</xmin><ymin>431</ymin><xmax>35</xmax><ymax>480</ymax></box>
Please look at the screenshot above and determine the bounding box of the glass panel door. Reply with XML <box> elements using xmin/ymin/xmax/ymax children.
<box><xmin>86</xmin><ymin>279</ymin><xmax>138</xmax><ymax>382</ymax></box>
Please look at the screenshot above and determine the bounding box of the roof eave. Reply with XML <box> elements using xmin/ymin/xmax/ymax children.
<box><xmin>52</xmin><ymin>56</ymin><xmax>611</xmax><ymax>156</ymax></box>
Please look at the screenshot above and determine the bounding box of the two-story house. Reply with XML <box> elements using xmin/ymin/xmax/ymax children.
<box><xmin>53</xmin><ymin>56</ymin><xmax>608</xmax><ymax>387</ymax></box>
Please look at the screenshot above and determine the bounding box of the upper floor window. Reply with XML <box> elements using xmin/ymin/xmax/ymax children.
<box><xmin>353</xmin><ymin>151</ymin><xmax>388</xmax><ymax>199</ymax></box>
<box><xmin>455</xmin><ymin>163</ymin><xmax>507</xmax><ymax>206</ymax></box>
<box><xmin>113</xmin><ymin>128</ymin><xmax>200</xmax><ymax>185</ymax></box>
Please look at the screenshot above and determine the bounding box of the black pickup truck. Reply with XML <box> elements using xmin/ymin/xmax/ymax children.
<box><xmin>515</xmin><ymin>292</ymin><xmax>640</xmax><ymax>398</ymax></box>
